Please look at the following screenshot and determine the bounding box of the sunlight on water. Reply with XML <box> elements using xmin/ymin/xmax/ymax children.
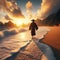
<box><xmin>19</xmin><ymin>32</ymin><xmax>31</xmax><ymax>40</ymax></box>
<box><xmin>14</xmin><ymin>31</ymin><xmax>31</xmax><ymax>41</ymax></box>
<box><xmin>0</xmin><ymin>31</ymin><xmax>31</xmax><ymax>60</ymax></box>
<box><xmin>20</xmin><ymin>33</ymin><xmax>26</xmax><ymax>39</ymax></box>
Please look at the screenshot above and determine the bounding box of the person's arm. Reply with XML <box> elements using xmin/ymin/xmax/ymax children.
<box><xmin>35</xmin><ymin>23</ymin><xmax>38</xmax><ymax>30</ymax></box>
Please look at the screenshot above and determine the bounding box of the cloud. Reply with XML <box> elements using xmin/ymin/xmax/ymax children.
<box><xmin>0</xmin><ymin>0</ymin><xmax>24</xmax><ymax>19</ymax></box>
<box><xmin>26</xmin><ymin>1</ymin><xmax>34</xmax><ymax>20</ymax></box>
<box><xmin>5</xmin><ymin>15</ymin><xmax>12</xmax><ymax>20</ymax></box>
<box><xmin>26</xmin><ymin>1</ymin><xmax>32</xmax><ymax>9</ymax></box>
<box><xmin>37</xmin><ymin>0</ymin><xmax>60</xmax><ymax>19</ymax></box>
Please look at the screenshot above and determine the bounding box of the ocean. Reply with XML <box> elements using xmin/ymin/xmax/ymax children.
<box><xmin>0</xmin><ymin>27</ymin><xmax>56</xmax><ymax>60</ymax></box>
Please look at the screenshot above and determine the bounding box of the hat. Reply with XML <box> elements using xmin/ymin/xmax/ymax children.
<box><xmin>31</xmin><ymin>19</ymin><xmax>35</xmax><ymax>21</ymax></box>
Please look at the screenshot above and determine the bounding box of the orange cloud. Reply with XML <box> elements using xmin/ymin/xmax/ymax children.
<box><xmin>26</xmin><ymin>1</ymin><xmax>32</xmax><ymax>9</ymax></box>
<box><xmin>0</xmin><ymin>0</ymin><xmax>24</xmax><ymax>19</ymax></box>
<box><xmin>37</xmin><ymin>0</ymin><xmax>60</xmax><ymax>19</ymax></box>
<box><xmin>26</xmin><ymin>1</ymin><xmax>33</xmax><ymax>20</ymax></box>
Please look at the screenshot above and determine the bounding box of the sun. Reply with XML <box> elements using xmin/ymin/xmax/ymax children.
<box><xmin>12</xmin><ymin>18</ymin><xmax>24</xmax><ymax>26</ymax></box>
<box><xmin>14</xmin><ymin>19</ymin><xmax>24</xmax><ymax>26</ymax></box>
<box><xmin>12</xmin><ymin>18</ymin><xmax>31</xmax><ymax>27</ymax></box>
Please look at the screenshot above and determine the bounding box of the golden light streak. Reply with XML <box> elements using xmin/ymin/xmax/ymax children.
<box><xmin>11</xmin><ymin>18</ymin><xmax>31</xmax><ymax>27</ymax></box>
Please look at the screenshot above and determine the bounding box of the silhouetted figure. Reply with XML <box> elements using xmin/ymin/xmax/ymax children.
<box><xmin>29</xmin><ymin>19</ymin><xmax>38</xmax><ymax>38</ymax></box>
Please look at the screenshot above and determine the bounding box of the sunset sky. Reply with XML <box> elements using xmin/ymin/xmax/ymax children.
<box><xmin>0</xmin><ymin>0</ymin><xmax>60</xmax><ymax>25</ymax></box>
<box><xmin>16</xmin><ymin>0</ymin><xmax>42</xmax><ymax>14</ymax></box>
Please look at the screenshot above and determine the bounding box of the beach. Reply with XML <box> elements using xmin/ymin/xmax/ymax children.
<box><xmin>14</xmin><ymin>26</ymin><xmax>60</xmax><ymax>60</ymax></box>
<box><xmin>15</xmin><ymin>40</ymin><xmax>48</xmax><ymax>60</ymax></box>
<box><xmin>5</xmin><ymin>27</ymin><xmax>56</xmax><ymax>60</ymax></box>
<box><xmin>42</xmin><ymin>26</ymin><xmax>60</xmax><ymax>60</ymax></box>
<box><xmin>0</xmin><ymin>26</ymin><xmax>58</xmax><ymax>60</ymax></box>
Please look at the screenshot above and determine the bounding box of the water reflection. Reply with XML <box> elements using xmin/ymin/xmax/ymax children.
<box><xmin>20</xmin><ymin>33</ymin><xmax>26</xmax><ymax>39</ymax></box>
<box><xmin>15</xmin><ymin>31</ymin><xmax>31</xmax><ymax>41</ymax></box>
<box><xmin>0</xmin><ymin>27</ymin><xmax>51</xmax><ymax>60</ymax></box>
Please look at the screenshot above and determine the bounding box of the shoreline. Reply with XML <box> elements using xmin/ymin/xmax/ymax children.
<box><xmin>41</xmin><ymin>41</ymin><xmax>60</xmax><ymax>60</ymax></box>
<box><xmin>4</xmin><ymin>26</ymin><xmax>60</xmax><ymax>60</ymax></box>
<box><xmin>42</xmin><ymin>26</ymin><xmax>60</xmax><ymax>60</ymax></box>
<box><xmin>5</xmin><ymin>40</ymin><xmax>32</xmax><ymax>60</ymax></box>
<box><xmin>5</xmin><ymin>36</ymin><xmax>56</xmax><ymax>60</ymax></box>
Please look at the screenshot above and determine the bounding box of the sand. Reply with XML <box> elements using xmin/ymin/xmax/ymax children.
<box><xmin>42</xmin><ymin>26</ymin><xmax>60</xmax><ymax>60</ymax></box>
<box><xmin>6</xmin><ymin>26</ymin><xmax>60</xmax><ymax>60</ymax></box>
<box><xmin>15</xmin><ymin>40</ymin><xmax>48</xmax><ymax>60</ymax></box>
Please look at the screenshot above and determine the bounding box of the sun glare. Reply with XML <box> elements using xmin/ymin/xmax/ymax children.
<box><xmin>12</xmin><ymin>18</ymin><xmax>31</xmax><ymax>27</ymax></box>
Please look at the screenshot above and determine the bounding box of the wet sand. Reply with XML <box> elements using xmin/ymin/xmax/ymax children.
<box><xmin>5</xmin><ymin>26</ymin><xmax>59</xmax><ymax>60</ymax></box>
<box><xmin>15</xmin><ymin>40</ymin><xmax>48</xmax><ymax>60</ymax></box>
<box><xmin>42</xmin><ymin>26</ymin><xmax>60</xmax><ymax>60</ymax></box>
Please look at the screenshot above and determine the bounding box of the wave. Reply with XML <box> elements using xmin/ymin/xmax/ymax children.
<box><xmin>0</xmin><ymin>27</ymin><xmax>56</xmax><ymax>60</ymax></box>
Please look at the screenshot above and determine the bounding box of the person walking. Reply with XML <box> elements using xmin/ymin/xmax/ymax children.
<box><xmin>29</xmin><ymin>19</ymin><xmax>38</xmax><ymax>39</ymax></box>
